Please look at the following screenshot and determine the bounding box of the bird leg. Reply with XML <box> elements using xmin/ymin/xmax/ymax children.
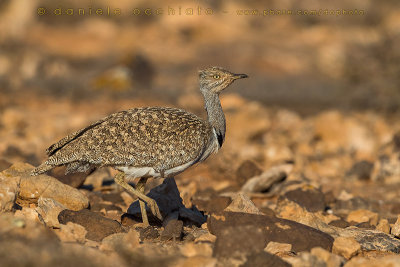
<box><xmin>114</xmin><ymin>172</ymin><xmax>162</xmax><ymax>223</ymax></box>
<box><xmin>136</xmin><ymin>177</ymin><xmax>149</xmax><ymax>226</ymax></box>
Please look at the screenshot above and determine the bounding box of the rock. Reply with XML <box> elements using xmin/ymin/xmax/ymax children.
<box><xmin>0</xmin><ymin>158</ymin><xmax>12</xmax><ymax>172</ymax></box>
<box><xmin>136</xmin><ymin>225</ymin><xmax>160</xmax><ymax>240</ymax></box>
<box><xmin>345</xmin><ymin>255</ymin><xmax>400</xmax><ymax>267</ymax></box>
<box><xmin>241</xmin><ymin>164</ymin><xmax>293</xmax><ymax>193</ymax></box>
<box><xmin>347</xmin><ymin>209</ymin><xmax>379</xmax><ymax>226</ymax></box>
<box><xmin>208</xmin><ymin>212</ymin><xmax>333</xmax><ymax>259</ymax></box>
<box><xmin>224</xmin><ymin>193</ymin><xmax>262</xmax><ymax>214</ymax></box>
<box><xmin>205</xmin><ymin>196</ymin><xmax>232</xmax><ymax>213</ymax></box>
<box><xmin>311</xmin><ymin>247</ymin><xmax>345</xmax><ymax>267</ymax></box>
<box><xmin>100</xmin><ymin>229</ymin><xmax>140</xmax><ymax>251</ymax></box>
<box><xmin>329</xmin><ymin>219</ymin><xmax>350</xmax><ymax>228</ymax></box>
<box><xmin>58</xmin><ymin>209</ymin><xmax>123</xmax><ymax>241</ymax></box>
<box><xmin>36</xmin><ymin>197</ymin><xmax>66</xmax><ymax>228</ymax></box>
<box><xmin>332</xmin><ymin>236</ymin><xmax>361</xmax><ymax>259</ymax></box>
<box><xmin>14</xmin><ymin>207</ymin><xmax>40</xmax><ymax>223</ymax></box>
<box><xmin>194</xmin><ymin>232</ymin><xmax>216</xmax><ymax>243</ymax></box>
<box><xmin>347</xmin><ymin>160</ymin><xmax>374</xmax><ymax>180</ymax></box>
<box><xmin>0</xmin><ymin>171</ymin><xmax>19</xmax><ymax>212</ymax></box>
<box><xmin>2</xmin><ymin>163</ymin><xmax>89</xmax><ymax>211</ymax></box>
<box><xmin>236</xmin><ymin>160</ymin><xmax>263</xmax><ymax>186</ymax></box>
<box><xmin>285</xmin><ymin>251</ymin><xmax>327</xmax><ymax>267</ymax></box>
<box><xmin>283</xmin><ymin>186</ymin><xmax>326</xmax><ymax>212</ymax></box>
<box><xmin>48</xmin><ymin>166</ymin><xmax>88</xmax><ymax>188</ymax></box>
<box><xmin>264</xmin><ymin>241</ymin><xmax>292</xmax><ymax>256</ymax></box>
<box><xmin>376</xmin><ymin>219</ymin><xmax>390</xmax><ymax>234</ymax></box>
<box><xmin>240</xmin><ymin>251</ymin><xmax>291</xmax><ymax>267</ymax></box>
<box><xmin>176</xmin><ymin>256</ymin><xmax>217</xmax><ymax>267</ymax></box>
<box><xmin>161</xmin><ymin>219</ymin><xmax>183</xmax><ymax>241</ymax></box>
<box><xmin>391</xmin><ymin>215</ymin><xmax>400</xmax><ymax>237</ymax></box>
<box><xmin>55</xmin><ymin>222</ymin><xmax>87</xmax><ymax>243</ymax></box>
<box><xmin>334</xmin><ymin>197</ymin><xmax>372</xmax><ymax>213</ymax></box>
<box><xmin>180</xmin><ymin>243</ymin><xmax>213</xmax><ymax>257</ymax></box>
<box><xmin>127</xmin><ymin>177</ymin><xmax>206</xmax><ymax>226</ymax></box>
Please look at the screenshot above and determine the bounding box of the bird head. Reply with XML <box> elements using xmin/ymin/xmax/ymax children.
<box><xmin>199</xmin><ymin>67</ymin><xmax>248</xmax><ymax>94</ymax></box>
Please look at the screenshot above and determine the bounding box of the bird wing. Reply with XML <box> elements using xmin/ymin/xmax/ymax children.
<box><xmin>44</xmin><ymin>107</ymin><xmax>212</xmax><ymax>171</ymax></box>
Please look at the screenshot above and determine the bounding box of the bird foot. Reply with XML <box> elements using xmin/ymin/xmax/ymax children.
<box><xmin>146</xmin><ymin>198</ymin><xmax>163</xmax><ymax>221</ymax></box>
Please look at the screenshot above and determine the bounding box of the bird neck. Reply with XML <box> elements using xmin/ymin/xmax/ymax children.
<box><xmin>201</xmin><ymin>90</ymin><xmax>226</xmax><ymax>147</ymax></box>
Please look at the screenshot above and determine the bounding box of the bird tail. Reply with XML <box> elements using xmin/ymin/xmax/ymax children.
<box><xmin>31</xmin><ymin>162</ymin><xmax>54</xmax><ymax>176</ymax></box>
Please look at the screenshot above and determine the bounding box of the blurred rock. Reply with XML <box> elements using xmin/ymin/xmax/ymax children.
<box><xmin>0</xmin><ymin>171</ymin><xmax>19</xmax><ymax>212</ymax></box>
<box><xmin>332</xmin><ymin>236</ymin><xmax>361</xmax><ymax>259</ymax></box>
<box><xmin>376</xmin><ymin>219</ymin><xmax>391</xmax><ymax>234</ymax></box>
<box><xmin>240</xmin><ymin>251</ymin><xmax>291</xmax><ymax>267</ymax></box>
<box><xmin>208</xmin><ymin>212</ymin><xmax>333</xmax><ymax>257</ymax></box>
<box><xmin>264</xmin><ymin>241</ymin><xmax>292</xmax><ymax>256</ymax></box>
<box><xmin>48</xmin><ymin>166</ymin><xmax>89</xmax><ymax>188</ymax></box>
<box><xmin>347</xmin><ymin>160</ymin><xmax>374</xmax><ymax>180</ymax></box>
<box><xmin>285</xmin><ymin>251</ymin><xmax>326</xmax><ymax>267</ymax></box>
<box><xmin>58</xmin><ymin>209</ymin><xmax>123</xmax><ymax>241</ymax></box>
<box><xmin>100</xmin><ymin>229</ymin><xmax>140</xmax><ymax>251</ymax></box>
<box><xmin>0</xmin><ymin>159</ymin><xmax>11</xmax><ymax>172</ymax></box>
<box><xmin>311</xmin><ymin>247</ymin><xmax>345</xmax><ymax>267</ymax></box>
<box><xmin>55</xmin><ymin>222</ymin><xmax>87</xmax><ymax>243</ymax></box>
<box><xmin>135</xmin><ymin>226</ymin><xmax>160</xmax><ymax>241</ymax></box>
<box><xmin>2</xmin><ymin>163</ymin><xmax>89</xmax><ymax>211</ymax></box>
<box><xmin>283</xmin><ymin>186</ymin><xmax>326</xmax><ymax>212</ymax></box>
<box><xmin>347</xmin><ymin>209</ymin><xmax>379</xmax><ymax>226</ymax></box>
<box><xmin>235</xmin><ymin>160</ymin><xmax>263</xmax><ymax>186</ymax></box>
<box><xmin>329</xmin><ymin>219</ymin><xmax>350</xmax><ymax>229</ymax></box>
<box><xmin>175</xmin><ymin>256</ymin><xmax>217</xmax><ymax>267</ymax></box>
<box><xmin>179</xmin><ymin>243</ymin><xmax>213</xmax><ymax>258</ymax></box>
<box><xmin>224</xmin><ymin>193</ymin><xmax>262</xmax><ymax>215</ymax></box>
<box><xmin>194</xmin><ymin>232</ymin><xmax>216</xmax><ymax>244</ymax></box>
<box><xmin>241</xmin><ymin>164</ymin><xmax>293</xmax><ymax>193</ymax></box>
<box><xmin>161</xmin><ymin>219</ymin><xmax>183</xmax><ymax>241</ymax></box>
<box><xmin>127</xmin><ymin>177</ymin><xmax>206</xmax><ymax>226</ymax></box>
<box><xmin>345</xmin><ymin>255</ymin><xmax>400</xmax><ymax>267</ymax></box>
<box><xmin>390</xmin><ymin>215</ymin><xmax>400</xmax><ymax>237</ymax></box>
<box><xmin>36</xmin><ymin>197</ymin><xmax>66</xmax><ymax>228</ymax></box>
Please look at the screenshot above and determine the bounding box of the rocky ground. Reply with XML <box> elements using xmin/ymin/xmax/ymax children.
<box><xmin>2</xmin><ymin>92</ymin><xmax>400</xmax><ymax>267</ymax></box>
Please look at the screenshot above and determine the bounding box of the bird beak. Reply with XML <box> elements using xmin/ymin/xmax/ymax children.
<box><xmin>233</xmin><ymin>73</ymin><xmax>248</xmax><ymax>80</ymax></box>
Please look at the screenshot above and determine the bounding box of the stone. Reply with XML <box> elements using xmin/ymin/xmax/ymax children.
<box><xmin>264</xmin><ymin>241</ymin><xmax>292</xmax><ymax>255</ymax></box>
<box><xmin>224</xmin><ymin>193</ymin><xmax>262</xmax><ymax>214</ymax></box>
<box><xmin>161</xmin><ymin>219</ymin><xmax>183</xmax><ymax>241</ymax></box>
<box><xmin>0</xmin><ymin>159</ymin><xmax>12</xmax><ymax>172</ymax></box>
<box><xmin>36</xmin><ymin>197</ymin><xmax>66</xmax><ymax>228</ymax></box>
<box><xmin>2</xmin><ymin>163</ymin><xmax>89</xmax><ymax>211</ymax></box>
<box><xmin>48</xmin><ymin>166</ymin><xmax>88</xmax><ymax>188</ymax></box>
<box><xmin>345</xmin><ymin>255</ymin><xmax>400</xmax><ymax>267</ymax></box>
<box><xmin>311</xmin><ymin>247</ymin><xmax>345</xmax><ymax>267</ymax></box>
<box><xmin>100</xmin><ymin>229</ymin><xmax>140</xmax><ymax>251</ymax></box>
<box><xmin>347</xmin><ymin>209</ymin><xmax>379</xmax><ymax>226</ymax></box>
<box><xmin>136</xmin><ymin>225</ymin><xmax>160</xmax><ymax>240</ymax></box>
<box><xmin>376</xmin><ymin>219</ymin><xmax>390</xmax><ymax>234</ymax></box>
<box><xmin>55</xmin><ymin>222</ymin><xmax>87</xmax><ymax>243</ymax></box>
<box><xmin>347</xmin><ymin>160</ymin><xmax>374</xmax><ymax>180</ymax></box>
<box><xmin>194</xmin><ymin>232</ymin><xmax>217</xmax><ymax>243</ymax></box>
<box><xmin>390</xmin><ymin>215</ymin><xmax>400</xmax><ymax>237</ymax></box>
<box><xmin>332</xmin><ymin>236</ymin><xmax>361</xmax><ymax>259</ymax></box>
<box><xmin>0</xmin><ymin>171</ymin><xmax>19</xmax><ymax>212</ymax></box>
<box><xmin>175</xmin><ymin>256</ymin><xmax>217</xmax><ymax>267</ymax></box>
<box><xmin>127</xmin><ymin>177</ymin><xmax>206</xmax><ymax>226</ymax></box>
<box><xmin>236</xmin><ymin>160</ymin><xmax>263</xmax><ymax>186</ymax></box>
<box><xmin>240</xmin><ymin>251</ymin><xmax>291</xmax><ymax>267</ymax></box>
<box><xmin>208</xmin><ymin>212</ymin><xmax>333</xmax><ymax>259</ymax></box>
<box><xmin>283</xmin><ymin>186</ymin><xmax>326</xmax><ymax>212</ymax></box>
<box><xmin>58</xmin><ymin>209</ymin><xmax>123</xmax><ymax>241</ymax></box>
<box><xmin>329</xmin><ymin>219</ymin><xmax>350</xmax><ymax>228</ymax></box>
<box><xmin>241</xmin><ymin>164</ymin><xmax>293</xmax><ymax>193</ymax></box>
<box><xmin>180</xmin><ymin>242</ymin><xmax>213</xmax><ymax>257</ymax></box>
<box><xmin>285</xmin><ymin>251</ymin><xmax>326</xmax><ymax>267</ymax></box>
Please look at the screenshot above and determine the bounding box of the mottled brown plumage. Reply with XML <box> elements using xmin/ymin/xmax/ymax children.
<box><xmin>31</xmin><ymin>66</ymin><xmax>248</xmax><ymax>225</ymax></box>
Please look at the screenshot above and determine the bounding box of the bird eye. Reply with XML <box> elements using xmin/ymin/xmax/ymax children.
<box><xmin>213</xmin><ymin>74</ymin><xmax>220</xmax><ymax>79</ymax></box>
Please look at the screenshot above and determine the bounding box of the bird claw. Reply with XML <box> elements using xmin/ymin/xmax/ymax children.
<box><xmin>147</xmin><ymin>198</ymin><xmax>163</xmax><ymax>221</ymax></box>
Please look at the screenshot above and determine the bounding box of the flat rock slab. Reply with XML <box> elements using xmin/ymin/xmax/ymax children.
<box><xmin>58</xmin><ymin>209</ymin><xmax>123</xmax><ymax>241</ymax></box>
<box><xmin>127</xmin><ymin>177</ymin><xmax>206</xmax><ymax>226</ymax></box>
<box><xmin>208</xmin><ymin>211</ymin><xmax>333</xmax><ymax>259</ymax></box>
<box><xmin>283</xmin><ymin>186</ymin><xmax>326</xmax><ymax>212</ymax></box>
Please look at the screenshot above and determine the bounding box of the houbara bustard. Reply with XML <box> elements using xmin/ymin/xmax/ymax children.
<box><xmin>32</xmin><ymin>67</ymin><xmax>248</xmax><ymax>225</ymax></box>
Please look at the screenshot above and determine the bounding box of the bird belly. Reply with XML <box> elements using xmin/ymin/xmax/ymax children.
<box><xmin>117</xmin><ymin>160</ymin><xmax>195</xmax><ymax>179</ymax></box>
